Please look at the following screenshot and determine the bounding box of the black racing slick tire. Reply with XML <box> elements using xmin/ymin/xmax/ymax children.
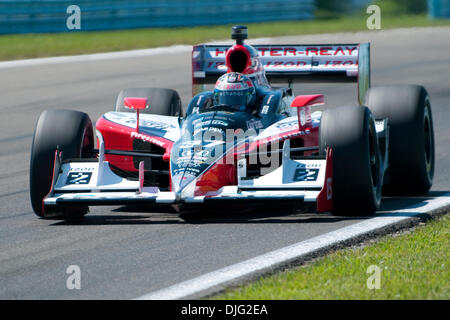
<box><xmin>319</xmin><ymin>106</ymin><xmax>382</xmax><ymax>216</ymax></box>
<box><xmin>115</xmin><ymin>87</ymin><xmax>182</xmax><ymax>117</ymax></box>
<box><xmin>30</xmin><ymin>110</ymin><xmax>94</xmax><ymax>219</ymax></box>
<box><xmin>364</xmin><ymin>85</ymin><xmax>434</xmax><ymax>195</ymax></box>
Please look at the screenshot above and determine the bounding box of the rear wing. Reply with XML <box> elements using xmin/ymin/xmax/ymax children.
<box><xmin>192</xmin><ymin>43</ymin><xmax>370</xmax><ymax>104</ymax></box>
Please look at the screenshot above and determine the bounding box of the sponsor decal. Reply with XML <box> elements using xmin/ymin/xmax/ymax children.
<box><xmin>212</xmin><ymin>46</ymin><xmax>358</xmax><ymax>57</ymax></box>
<box><xmin>228</xmin><ymin>73</ymin><xmax>237</xmax><ymax>82</ymax></box>
<box><xmin>246</xmin><ymin>119</ymin><xmax>264</xmax><ymax>130</ymax></box>
<box><xmin>177</xmin><ymin>159</ymin><xmax>206</xmax><ymax>168</ymax></box>
<box><xmin>181</xmin><ymin>149</ymin><xmax>209</xmax><ymax>158</ymax></box>
<box><xmin>179</xmin><ymin>140</ymin><xmax>224</xmax><ymax>149</ymax></box>
<box><xmin>130</xmin><ymin>132</ymin><xmax>166</xmax><ymax>148</ymax></box>
<box><xmin>265</xmin><ymin>61</ymin><xmax>307</xmax><ymax>68</ymax></box>
<box><xmin>275</xmin><ymin>120</ymin><xmax>298</xmax><ymax>130</ymax></box>
<box><xmin>193</xmin><ymin>126</ymin><xmax>224</xmax><ymax>136</ymax></box>
<box><xmin>134</xmin><ymin>119</ymin><xmax>173</xmax><ymax>130</ymax></box>
<box><xmin>194</xmin><ymin>120</ymin><xmax>229</xmax><ymax>128</ymax></box>
<box><xmin>258</xmin><ymin>46</ymin><xmax>358</xmax><ymax>57</ymax></box>
<box><xmin>173</xmin><ymin>168</ymin><xmax>201</xmax><ymax>174</ymax></box>
<box><xmin>69</xmin><ymin>167</ymin><xmax>94</xmax><ymax>172</ymax></box>
<box><xmin>105</xmin><ymin>113</ymin><xmax>175</xmax><ymax>131</ymax></box>
<box><xmin>66</xmin><ymin>172</ymin><xmax>92</xmax><ymax>185</ymax></box>
<box><xmin>299</xmin><ymin>109</ymin><xmax>307</xmax><ymax>126</ymax></box>
<box><xmin>206</xmin><ymin>60</ymin><xmax>357</xmax><ymax>70</ymax></box>
<box><xmin>293</xmin><ymin>168</ymin><xmax>319</xmax><ymax>182</ymax></box>
<box><xmin>323</xmin><ymin>60</ymin><xmax>357</xmax><ymax>67</ymax></box>
<box><xmin>305</xmin><ymin>163</ymin><xmax>321</xmax><ymax>168</ymax></box>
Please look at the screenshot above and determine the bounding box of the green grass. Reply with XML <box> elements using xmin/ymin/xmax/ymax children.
<box><xmin>213</xmin><ymin>214</ymin><xmax>450</xmax><ymax>300</ymax></box>
<box><xmin>1</xmin><ymin>14</ymin><xmax>449</xmax><ymax>61</ymax></box>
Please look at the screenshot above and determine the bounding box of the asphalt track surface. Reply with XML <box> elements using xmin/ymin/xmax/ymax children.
<box><xmin>0</xmin><ymin>27</ymin><xmax>449</xmax><ymax>299</ymax></box>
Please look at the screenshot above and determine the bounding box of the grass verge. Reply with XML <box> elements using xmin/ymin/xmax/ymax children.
<box><xmin>213</xmin><ymin>214</ymin><xmax>449</xmax><ymax>299</ymax></box>
<box><xmin>1</xmin><ymin>14</ymin><xmax>449</xmax><ymax>61</ymax></box>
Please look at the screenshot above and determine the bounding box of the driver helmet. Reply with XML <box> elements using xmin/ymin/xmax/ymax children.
<box><xmin>213</xmin><ymin>72</ymin><xmax>256</xmax><ymax>111</ymax></box>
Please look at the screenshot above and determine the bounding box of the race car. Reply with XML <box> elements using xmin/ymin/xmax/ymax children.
<box><xmin>29</xmin><ymin>26</ymin><xmax>435</xmax><ymax>220</ymax></box>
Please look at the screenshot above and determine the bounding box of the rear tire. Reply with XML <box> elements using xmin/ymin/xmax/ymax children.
<box><xmin>30</xmin><ymin>110</ymin><xmax>94</xmax><ymax>219</ymax></box>
<box><xmin>319</xmin><ymin>106</ymin><xmax>382</xmax><ymax>216</ymax></box>
<box><xmin>115</xmin><ymin>88</ymin><xmax>182</xmax><ymax>117</ymax></box>
<box><xmin>364</xmin><ymin>85</ymin><xmax>434</xmax><ymax>195</ymax></box>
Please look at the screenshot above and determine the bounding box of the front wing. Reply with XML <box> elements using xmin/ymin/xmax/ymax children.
<box><xmin>43</xmin><ymin>140</ymin><xmax>333</xmax><ymax>215</ymax></box>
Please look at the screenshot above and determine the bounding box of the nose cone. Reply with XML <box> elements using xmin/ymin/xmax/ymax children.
<box><xmin>171</xmin><ymin>170</ymin><xmax>198</xmax><ymax>195</ymax></box>
<box><xmin>170</xmin><ymin>138</ymin><xmax>227</xmax><ymax>197</ymax></box>
<box><xmin>170</xmin><ymin>110</ymin><xmax>254</xmax><ymax>198</ymax></box>
<box><xmin>171</xmin><ymin>155</ymin><xmax>237</xmax><ymax>199</ymax></box>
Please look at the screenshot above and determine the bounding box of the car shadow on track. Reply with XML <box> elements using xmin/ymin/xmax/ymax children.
<box><xmin>51</xmin><ymin>204</ymin><xmax>369</xmax><ymax>226</ymax></box>
<box><xmin>50</xmin><ymin>191</ymin><xmax>448</xmax><ymax>226</ymax></box>
<box><xmin>51</xmin><ymin>211</ymin><xmax>362</xmax><ymax>226</ymax></box>
<box><xmin>378</xmin><ymin>191</ymin><xmax>448</xmax><ymax>212</ymax></box>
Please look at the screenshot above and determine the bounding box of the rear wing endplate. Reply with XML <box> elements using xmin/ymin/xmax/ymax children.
<box><xmin>192</xmin><ymin>43</ymin><xmax>370</xmax><ymax>104</ymax></box>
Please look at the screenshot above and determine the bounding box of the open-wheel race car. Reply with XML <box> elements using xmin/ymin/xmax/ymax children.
<box><xmin>30</xmin><ymin>26</ymin><xmax>435</xmax><ymax>220</ymax></box>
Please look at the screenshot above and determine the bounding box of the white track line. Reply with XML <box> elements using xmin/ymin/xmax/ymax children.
<box><xmin>0</xmin><ymin>45</ymin><xmax>192</xmax><ymax>69</ymax></box>
<box><xmin>136</xmin><ymin>194</ymin><xmax>450</xmax><ymax>300</ymax></box>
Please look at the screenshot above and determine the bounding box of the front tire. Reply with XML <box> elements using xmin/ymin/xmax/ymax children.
<box><xmin>320</xmin><ymin>106</ymin><xmax>382</xmax><ymax>216</ymax></box>
<box><xmin>30</xmin><ymin>110</ymin><xmax>94</xmax><ymax>219</ymax></box>
<box><xmin>364</xmin><ymin>85</ymin><xmax>434</xmax><ymax>195</ymax></box>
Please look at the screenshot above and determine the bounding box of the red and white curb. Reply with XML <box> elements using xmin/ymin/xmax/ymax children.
<box><xmin>135</xmin><ymin>193</ymin><xmax>450</xmax><ymax>300</ymax></box>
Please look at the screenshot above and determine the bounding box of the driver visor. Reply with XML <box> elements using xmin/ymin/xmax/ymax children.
<box><xmin>214</xmin><ymin>91</ymin><xmax>249</xmax><ymax>110</ymax></box>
